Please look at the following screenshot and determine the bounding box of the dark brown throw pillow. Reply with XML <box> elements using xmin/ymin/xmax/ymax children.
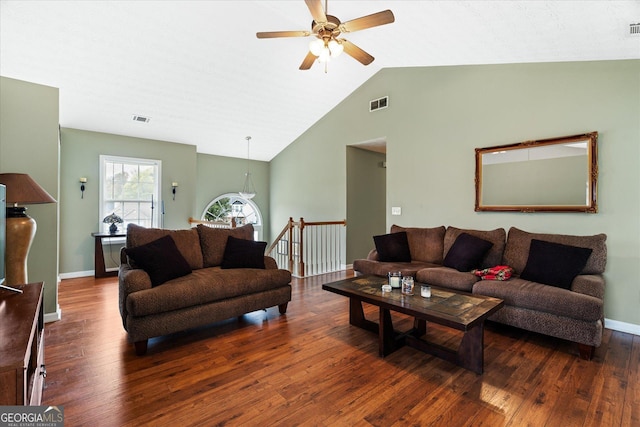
<box><xmin>520</xmin><ymin>239</ymin><xmax>593</xmax><ymax>290</ymax></box>
<box><xmin>221</xmin><ymin>236</ymin><xmax>267</xmax><ymax>269</ymax></box>
<box><xmin>373</xmin><ymin>231</ymin><xmax>411</xmax><ymax>262</ymax></box>
<box><xmin>125</xmin><ymin>235</ymin><xmax>192</xmax><ymax>286</ymax></box>
<box><xmin>443</xmin><ymin>232</ymin><xmax>493</xmax><ymax>272</ymax></box>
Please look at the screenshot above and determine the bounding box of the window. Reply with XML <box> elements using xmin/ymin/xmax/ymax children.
<box><xmin>202</xmin><ymin>193</ymin><xmax>262</xmax><ymax>240</ymax></box>
<box><xmin>100</xmin><ymin>155</ymin><xmax>162</xmax><ymax>232</ymax></box>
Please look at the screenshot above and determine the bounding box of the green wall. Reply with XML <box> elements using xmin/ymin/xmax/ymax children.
<box><xmin>271</xmin><ymin>60</ymin><xmax>640</xmax><ymax>327</ymax></box>
<box><xmin>196</xmin><ymin>153</ymin><xmax>270</xmax><ymax>240</ymax></box>
<box><xmin>60</xmin><ymin>128</ymin><xmax>270</xmax><ymax>274</ymax></box>
<box><xmin>59</xmin><ymin>128</ymin><xmax>198</xmax><ymax>274</ymax></box>
<box><xmin>0</xmin><ymin>76</ymin><xmax>60</xmax><ymax>316</ymax></box>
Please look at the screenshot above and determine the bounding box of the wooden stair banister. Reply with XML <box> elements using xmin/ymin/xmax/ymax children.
<box><xmin>266</xmin><ymin>217</ymin><xmax>346</xmax><ymax>277</ymax></box>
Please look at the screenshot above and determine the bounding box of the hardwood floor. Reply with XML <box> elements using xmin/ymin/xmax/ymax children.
<box><xmin>44</xmin><ymin>271</ymin><xmax>638</xmax><ymax>426</ymax></box>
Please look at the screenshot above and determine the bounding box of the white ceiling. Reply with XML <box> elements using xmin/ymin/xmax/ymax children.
<box><xmin>1</xmin><ymin>1</ymin><xmax>638</xmax><ymax>161</ymax></box>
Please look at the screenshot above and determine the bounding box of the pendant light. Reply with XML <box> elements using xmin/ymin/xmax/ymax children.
<box><xmin>239</xmin><ymin>136</ymin><xmax>256</xmax><ymax>200</ymax></box>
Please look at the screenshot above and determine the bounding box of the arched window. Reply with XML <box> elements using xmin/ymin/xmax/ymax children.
<box><xmin>202</xmin><ymin>193</ymin><xmax>262</xmax><ymax>240</ymax></box>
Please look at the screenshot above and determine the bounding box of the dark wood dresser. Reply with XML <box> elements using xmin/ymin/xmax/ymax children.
<box><xmin>0</xmin><ymin>282</ymin><xmax>45</xmax><ymax>405</ymax></box>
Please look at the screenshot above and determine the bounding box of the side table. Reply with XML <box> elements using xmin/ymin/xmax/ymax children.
<box><xmin>91</xmin><ymin>232</ymin><xmax>126</xmax><ymax>278</ymax></box>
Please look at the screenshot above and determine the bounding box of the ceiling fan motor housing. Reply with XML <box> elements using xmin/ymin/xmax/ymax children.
<box><xmin>312</xmin><ymin>14</ymin><xmax>342</xmax><ymax>38</ymax></box>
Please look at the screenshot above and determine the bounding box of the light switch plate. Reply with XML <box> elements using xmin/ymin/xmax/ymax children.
<box><xmin>391</xmin><ymin>207</ymin><xmax>401</xmax><ymax>215</ymax></box>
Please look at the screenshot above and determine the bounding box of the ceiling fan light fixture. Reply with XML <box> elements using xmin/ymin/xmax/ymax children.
<box><xmin>328</xmin><ymin>39</ymin><xmax>343</xmax><ymax>57</ymax></box>
<box><xmin>318</xmin><ymin>47</ymin><xmax>331</xmax><ymax>63</ymax></box>
<box><xmin>309</xmin><ymin>39</ymin><xmax>324</xmax><ymax>56</ymax></box>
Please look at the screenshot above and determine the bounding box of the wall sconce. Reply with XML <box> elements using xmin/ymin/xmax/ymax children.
<box><xmin>80</xmin><ymin>177</ymin><xmax>87</xmax><ymax>199</ymax></box>
<box><xmin>171</xmin><ymin>182</ymin><xmax>178</xmax><ymax>200</ymax></box>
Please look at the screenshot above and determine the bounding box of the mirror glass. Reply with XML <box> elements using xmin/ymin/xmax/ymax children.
<box><xmin>475</xmin><ymin>132</ymin><xmax>598</xmax><ymax>212</ymax></box>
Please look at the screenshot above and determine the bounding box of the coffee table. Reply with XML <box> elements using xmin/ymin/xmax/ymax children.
<box><xmin>322</xmin><ymin>275</ymin><xmax>504</xmax><ymax>374</ymax></box>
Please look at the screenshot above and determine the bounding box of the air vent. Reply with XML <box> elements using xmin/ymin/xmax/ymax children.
<box><xmin>369</xmin><ymin>96</ymin><xmax>389</xmax><ymax>112</ymax></box>
<box><xmin>132</xmin><ymin>115</ymin><xmax>151</xmax><ymax>123</ymax></box>
<box><xmin>631</xmin><ymin>23</ymin><xmax>640</xmax><ymax>35</ymax></box>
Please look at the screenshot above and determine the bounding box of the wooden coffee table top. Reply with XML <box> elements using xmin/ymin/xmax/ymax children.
<box><xmin>322</xmin><ymin>275</ymin><xmax>503</xmax><ymax>331</ymax></box>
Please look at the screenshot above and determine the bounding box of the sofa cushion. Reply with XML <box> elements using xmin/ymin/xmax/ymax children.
<box><xmin>373</xmin><ymin>231</ymin><xmax>411</xmax><ymax>262</ymax></box>
<box><xmin>443</xmin><ymin>233</ymin><xmax>493</xmax><ymax>272</ymax></box>
<box><xmin>520</xmin><ymin>239</ymin><xmax>592</xmax><ymax>290</ymax></box>
<box><xmin>221</xmin><ymin>236</ymin><xmax>267</xmax><ymax>269</ymax></box>
<box><xmin>126</xmin><ymin>267</ymin><xmax>292</xmax><ymax>317</ymax></box>
<box><xmin>390</xmin><ymin>225</ymin><xmax>446</xmax><ymax>264</ymax></box>
<box><xmin>444</xmin><ymin>226</ymin><xmax>506</xmax><ymax>269</ymax></box>
<box><xmin>126</xmin><ymin>224</ymin><xmax>203</xmax><ymax>270</ymax></box>
<box><xmin>503</xmin><ymin>227</ymin><xmax>606</xmax><ymax>275</ymax></box>
<box><xmin>197</xmin><ymin>224</ymin><xmax>255</xmax><ymax>267</ymax></box>
<box><xmin>472</xmin><ymin>277</ymin><xmax>603</xmax><ymax>322</ymax></box>
<box><xmin>416</xmin><ymin>267</ymin><xmax>479</xmax><ymax>292</ymax></box>
<box><xmin>353</xmin><ymin>259</ymin><xmax>440</xmax><ymax>278</ymax></box>
<box><xmin>125</xmin><ymin>235</ymin><xmax>192</xmax><ymax>287</ymax></box>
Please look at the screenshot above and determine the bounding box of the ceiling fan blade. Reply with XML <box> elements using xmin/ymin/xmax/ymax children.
<box><xmin>299</xmin><ymin>51</ymin><xmax>318</xmax><ymax>70</ymax></box>
<box><xmin>341</xmin><ymin>10</ymin><xmax>395</xmax><ymax>33</ymax></box>
<box><xmin>341</xmin><ymin>40</ymin><xmax>374</xmax><ymax>66</ymax></box>
<box><xmin>305</xmin><ymin>0</ymin><xmax>327</xmax><ymax>24</ymax></box>
<box><xmin>257</xmin><ymin>30</ymin><xmax>311</xmax><ymax>39</ymax></box>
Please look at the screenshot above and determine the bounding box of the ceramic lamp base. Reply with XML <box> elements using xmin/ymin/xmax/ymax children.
<box><xmin>5</xmin><ymin>210</ymin><xmax>37</xmax><ymax>286</ymax></box>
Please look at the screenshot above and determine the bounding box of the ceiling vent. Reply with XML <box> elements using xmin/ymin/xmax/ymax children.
<box><xmin>132</xmin><ymin>115</ymin><xmax>151</xmax><ymax>123</ymax></box>
<box><xmin>369</xmin><ymin>96</ymin><xmax>389</xmax><ymax>112</ymax></box>
<box><xmin>631</xmin><ymin>23</ymin><xmax>640</xmax><ymax>35</ymax></box>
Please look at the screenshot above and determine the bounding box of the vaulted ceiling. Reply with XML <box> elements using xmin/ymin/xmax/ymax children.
<box><xmin>1</xmin><ymin>1</ymin><xmax>638</xmax><ymax>161</ymax></box>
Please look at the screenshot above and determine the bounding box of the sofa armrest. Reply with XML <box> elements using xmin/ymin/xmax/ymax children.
<box><xmin>119</xmin><ymin>264</ymin><xmax>153</xmax><ymax>293</ymax></box>
<box><xmin>571</xmin><ymin>274</ymin><xmax>605</xmax><ymax>300</ymax></box>
<box><xmin>367</xmin><ymin>249</ymin><xmax>379</xmax><ymax>261</ymax></box>
<box><xmin>264</xmin><ymin>256</ymin><xmax>278</xmax><ymax>270</ymax></box>
<box><xmin>118</xmin><ymin>263</ymin><xmax>153</xmax><ymax>325</ymax></box>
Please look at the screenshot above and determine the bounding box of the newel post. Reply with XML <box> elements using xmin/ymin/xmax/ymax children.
<box><xmin>287</xmin><ymin>217</ymin><xmax>294</xmax><ymax>272</ymax></box>
<box><xmin>299</xmin><ymin>217</ymin><xmax>305</xmax><ymax>277</ymax></box>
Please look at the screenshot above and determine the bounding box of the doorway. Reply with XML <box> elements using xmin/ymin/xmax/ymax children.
<box><xmin>346</xmin><ymin>141</ymin><xmax>387</xmax><ymax>264</ymax></box>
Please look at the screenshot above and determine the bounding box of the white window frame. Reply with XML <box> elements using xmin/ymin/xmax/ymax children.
<box><xmin>99</xmin><ymin>155</ymin><xmax>162</xmax><ymax>233</ymax></box>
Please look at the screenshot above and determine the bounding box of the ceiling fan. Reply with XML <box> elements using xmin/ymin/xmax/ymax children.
<box><xmin>256</xmin><ymin>0</ymin><xmax>395</xmax><ymax>70</ymax></box>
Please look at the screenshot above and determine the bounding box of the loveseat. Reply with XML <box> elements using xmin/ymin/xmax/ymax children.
<box><xmin>118</xmin><ymin>223</ymin><xmax>292</xmax><ymax>355</ymax></box>
<box><xmin>353</xmin><ymin>225</ymin><xmax>607</xmax><ymax>359</ymax></box>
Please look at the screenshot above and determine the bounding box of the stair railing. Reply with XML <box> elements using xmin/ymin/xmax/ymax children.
<box><xmin>266</xmin><ymin>217</ymin><xmax>346</xmax><ymax>277</ymax></box>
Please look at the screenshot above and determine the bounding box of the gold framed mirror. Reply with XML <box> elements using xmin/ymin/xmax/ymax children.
<box><xmin>475</xmin><ymin>132</ymin><xmax>598</xmax><ymax>213</ymax></box>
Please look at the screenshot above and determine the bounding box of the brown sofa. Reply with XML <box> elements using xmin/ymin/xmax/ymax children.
<box><xmin>118</xmin><ymin>223</ymin><xmax>292</xmax><ymax>355</ymax></box>
<box><xmin>353</xmin><ymin>225</ymin><xmax>607</xmax><ymax>359</ymax></box>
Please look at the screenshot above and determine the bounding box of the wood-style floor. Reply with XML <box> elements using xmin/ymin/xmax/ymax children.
<box><xmin>44</xmin><ymin>271</ymin><xmax>639</xmax><ymax>426</ymax></box>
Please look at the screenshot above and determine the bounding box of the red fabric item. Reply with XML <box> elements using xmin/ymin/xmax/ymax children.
<box><xmin>472</xmin><ymin>265</ymin><xmax>513</xmax><ymax>281</ymax></box>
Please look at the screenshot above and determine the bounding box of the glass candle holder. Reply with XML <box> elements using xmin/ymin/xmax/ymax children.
<box><xmin>420</xmin><ymin>285</ymin><xmax>431</xmax><ymax>298</ymax></box>
<box><xmin>388</xmin><ymin>271</ymin><xmax>402</xmax><ymax>288</ymax></box>
<box><xmin>401</xmin><ymin>276</ymin><xmax>414</xmax><ymax>295</ymax></box>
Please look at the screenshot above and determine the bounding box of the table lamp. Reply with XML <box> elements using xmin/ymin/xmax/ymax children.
<box><xmin>0</xmin><ymin>173</ymin><xmax>56</xmax><ymax>286</ymax></box>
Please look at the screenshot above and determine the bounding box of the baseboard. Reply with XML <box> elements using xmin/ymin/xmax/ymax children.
<box><xmin>59</xmin><ymin>270</ymin><xmax>94</xmax><ymax>280</ymax></box>
<box><xmin>605</xmin><ymin>318</ymin><xmax>640</xmax><ymax>336</ymax></box>
<box><xmin>45</xmin><ymin>305</ymin><xmax>62</xmax><ymax>323</ymax></box>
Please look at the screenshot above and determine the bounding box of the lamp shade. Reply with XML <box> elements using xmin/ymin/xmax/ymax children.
<box><xmin>0</xmin><ymin>173</ymin><xmax>56</xmax><ymax>205</ymax></box>
<box><xmin>0</xmin><ymin>173</ymin><xmax>56</xmax><ymax>286</ymax></box>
